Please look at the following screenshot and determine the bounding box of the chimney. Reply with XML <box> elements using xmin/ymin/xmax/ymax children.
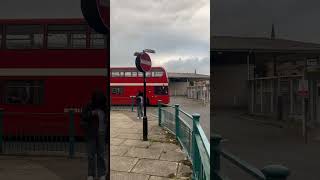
<box><xmin>194</xmin><ymin>69</ymin><xmax>197</xmax><ymax>74</ymax></box>
<box><xmin>271</xmin><ymin>23</ymin><xmax>275</xmax><ymax>40</ymax></box>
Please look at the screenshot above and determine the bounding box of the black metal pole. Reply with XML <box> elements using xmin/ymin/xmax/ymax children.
<box><xmin>105</xmin><ymin>35</ymin><xmax>110</xmax><ymax>179</ymax></box>
<box><xmin>143</xmin><ymin>71</ymin><xmax>148</xmax><ymax>141</ymax></box>
<box><xmin>304</xmin><ymin>97</ymin><xmax>308</xmax><ymax>144</ymax></box>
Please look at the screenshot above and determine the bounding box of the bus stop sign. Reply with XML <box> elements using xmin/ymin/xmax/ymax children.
<box><xmin>81</xmin><ymin>0</ymin><xmax>109</xmax><ymax>34</ymax></box>
<box><xmin>136</xmin><ymin>52</ymin><xmax>152</xmax><ymax>72</ymax></box>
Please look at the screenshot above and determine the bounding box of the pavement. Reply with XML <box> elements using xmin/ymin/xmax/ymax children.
<box><xmin>0</xmin><ymin>111</ymin><xmax>192</xmax><ymax>180</ymax></box>
<box><xmin>213</xmin><ymin>109</ymin><xmax>320</xmax><ymax>180</ymax></box>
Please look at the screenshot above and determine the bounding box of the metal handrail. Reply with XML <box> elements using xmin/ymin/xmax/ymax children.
<box><xmin>179</xmin><ymin>109</ymin><xmax>193</xmax><ymax>119</ymax></box>
<box><xmin>220</xmin><ymin>150</ymin><xmax>265</xmax><ymax>180</ymax></box>
<box><xmin>158</xmin><ymin>101</ymin><xmax>210</xmax><ymax>180</ymax></box>
<box><xmin>196</xmin><ymin>123</ymin><xmax>210</xmax><ymax>156</ymax></box>
<box><xmin>211</xmin><ymin>135</ymin><xmax>290</xmax><ymax>180</ymax></box>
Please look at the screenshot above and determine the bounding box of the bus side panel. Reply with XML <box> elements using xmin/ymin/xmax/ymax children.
<box><xmin>0</xmin><ymin>76</ymin><xmax>106</xmax><ymax>137</ymax></box>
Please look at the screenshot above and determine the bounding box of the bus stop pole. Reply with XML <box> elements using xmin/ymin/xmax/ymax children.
<box><xmin>143</xmin><ymin>72</ymin><xmax>148</xmax><ymax>141</ymax></box>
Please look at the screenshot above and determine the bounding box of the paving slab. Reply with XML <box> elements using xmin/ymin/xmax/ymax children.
<box><xmin>110</xmin><ymin>138</ymin><xmax>126</xmax><ymax>146</ymax></box>
<box><xmin>149</xmin><ymin>176</ymin><xmax>172</xmax><ymax>180</ymax></box>
<box><xmin>110</xmin><ymin>145</ymin><xmax>131</xmax><ymax>156</ymax></box>
<box><xmin>122</xmin><ymin>139</ymin><xmax>151</xmax><ymax>148</ymax></box>
<box><xmin>110</xmin><ymin>156</ymin><xmax>139</xmax><ymax>172</ymax></box>
<box><xmin>111</xmin><ymin>171</ymin><xmax>150</xmax><ymax>180</ymax></box>
<box><xmin>160</xmin><ymin>149</ymin><xmax>186</xmax><ymax>162</ymax></box>
<box><xmin>149</xmin><ymin>142</ymin><xmax>180</xmax><ymax>151</ymax></box>
<box><xmin>125</xmin><ymin>147</ymin><xmax>162</xmax><ymax>159</ymax></box>
<box><xmin>116</xmin><ymin>133</ymin><xmax>142</xmax><ymax>140</ymax></box>
<box><xmin>131</xmin><ymin>159</ymin><xmax>178</xmax><ymax>177</ymax></box>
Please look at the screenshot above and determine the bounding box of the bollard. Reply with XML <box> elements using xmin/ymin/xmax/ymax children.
<box><xmin>69</xmin><ymin>110</ymin><xmax>75</xmax><ymax>158</ymax></box>
<box><xmin>0</xmin><ymin>109</ymin><xmax>3</xmax><ymax>153</ymax></box>
<box><xmin>175</xmin><ymin>104</ymin><xmax>180</xmax><ymax>140</ymax></box>
<box><xmin>158</xmin><ymin>100</ymin><xmax>162</xmax><ymax>126</ymax></box>
<box><xmin>211</xmin><ymin>134</ymin><xmax>222</xmax><ymax>180</ymax></box>
<box><xmin>191</xmin><ymin>113</ymin><xmax>200</xmax><ymax>178</ymax></box>
<box><xmin>131</xmin><ymin>96</ymin><xmax>135</xmax><ymax>112</ymax></box>
<box><xmin>261</xmin><ymin>165</ymin><xmax>290</xmax><ymax>180</ymax></box>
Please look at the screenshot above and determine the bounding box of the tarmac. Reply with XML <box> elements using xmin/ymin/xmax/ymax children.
<box><xmin>213</xmin><ymin>109</ymin><xmax>320</xmax><ymax>180</ymax></box>
<box><xmin>0</xmin><ymin>111</ymin><xmax>192</xmax><ymax>180</ymax></box>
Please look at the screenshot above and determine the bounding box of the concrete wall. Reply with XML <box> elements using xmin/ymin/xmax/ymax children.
<box><xmin>213</xmin><ymin>64</ymin><xmax>248</xmax><ymax>108</ymax></box>
<box><xmin>169</xmin><ymin>81</ymin><xmax>189</xmax><ymax>96</ymax></box>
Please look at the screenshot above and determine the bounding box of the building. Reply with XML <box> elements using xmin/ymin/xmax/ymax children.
<box><xmin>212</xmin><ymin>35</ymin><xmax>320</xmax><ymax>126</ymax></box>
<box><xmin>168</xmin><ymin>72</ymin><xmax>210</xmax><ymax>101</ymax></box>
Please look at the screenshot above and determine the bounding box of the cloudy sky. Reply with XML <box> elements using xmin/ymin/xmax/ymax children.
<box><xmin>111</xmin><ymin>0</ymin><xmax>210</xmax><ymax>74</ymax></box>
<box><xmin>0</xmin><ymin>0</ymin><xmax>210</xmax><ymax>75</ymax></box>
<box><xmin>213</xmin><ymin>0</ymin><xmax>320</xmax><ymax>44</ymax></box>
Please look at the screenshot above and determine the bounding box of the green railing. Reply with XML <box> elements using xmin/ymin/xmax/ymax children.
<box><xmin>158</xmin><ymin>100</ymin><xmax>210</xmax><ymax>180</ymax></box>
<box><xmin>211</xmin><ymin>135</ymin><xmax>290</xmax><ymax>180</ymax></box>
<box><xmin>0</xmin><ymin>109</ymin><xmax>83</xmax><ymax>158</ymax></box>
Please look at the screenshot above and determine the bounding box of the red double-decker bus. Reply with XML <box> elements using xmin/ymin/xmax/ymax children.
<box><xmin>0</xmin><ymin>19</ymin><xmax>107</xmax><ymax>137</ymax></box>
<box><xmin>111</xmin><ymin>67</ymin><xmax>170</xmax><ymax>105</ymax></box>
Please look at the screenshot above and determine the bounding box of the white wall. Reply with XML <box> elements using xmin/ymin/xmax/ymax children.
<box><xmin>169</xmin><ymin>81</ymin><xmax>189</xmax><ymax>96</ymax></box>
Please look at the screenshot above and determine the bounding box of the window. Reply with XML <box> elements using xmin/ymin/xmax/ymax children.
<box><xmin>111</xmin><ymin>87</ymin><xmax>123</xmax><ymax>95</ymax></box>
<box><xmin>124</xmin><ymin>71</ymin><xmax>132</xmax><ymax>77</ymax></box>
<box><xmin>47</xmin><ymin>25</ymin><xmax>87</xmax><ymax>49</ymax></box>
<box><xmin>154</xmin><ymin>86</ymin><xmax>168</xmax><ymax>95</ymax></box>
<box><xmin>132</xmin><ymin>72</ymin><xmax>137</xmax><ymax>77</ymax></box>
<box><xmin>90</xmin><ymin>32</ymin><xmax>105</xmax><ymax>49</ymax></box>
<box><xmin>111</xmin><ymin>71</ymin><xmax>121</xmax><ymax>77</ymax></box>
<box><xmin>6</xmin><ymin>25</ymin><xmax>43</xmax><ymax>49</ymax></box>
<box><xmin>146</xmin><ymin>72</ymin><xmax>151</xmax><ymax>77</ymax></box>
<box><xmin>138</xmin><ymin>72</ymin><xmax>143</xmax><ymax>77</ymax></box>
<box><xmin>2</xmin><ymin>80</ymin><xmax>44</xmax><ymax>105</ymax></box>
<box><xmin>152</xmin><ymin>71</ymin><xmax>164</xmax><ymax>77</ymax></box>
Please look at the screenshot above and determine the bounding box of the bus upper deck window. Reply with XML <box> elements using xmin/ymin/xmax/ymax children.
<box><xmin>6</xmin><ymin>25</ymin><xmax>43</xmax><ymax>49</ymax></box>
<box><xmin>47</xmin><ymin>24</ymin><xmax>86</xmax><ymax>49</ymax></box>
<box><xmin>154</xmin><ymin>71</ymin><xmax>163</xmax><ymax>77</ymax></box>
<box><xmin>124</xmin><ymin>72</ymin><xmax>132</xmax><ymax>77</ymax></box>
<box><xmin>112</xmin><ymin>71</ymin><xmax>120</xmax><ymax>77</ymax></box>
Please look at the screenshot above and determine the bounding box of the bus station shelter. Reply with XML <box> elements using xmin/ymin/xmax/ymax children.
<box><xmin>212</xmin><ymin>36</ymin><xmax>320</xmax><ymax>126</ymax></box>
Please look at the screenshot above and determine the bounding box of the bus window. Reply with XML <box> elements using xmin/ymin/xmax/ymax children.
<box><xmin>90</xmin><ymin>32</ymin><xmax>104</xmax><ymax>49</ymax></box>
<box><xmin>154</xmin><ymin>86</ymin><xmax>168</xmax><ymax>95</ymax></box>
<box><xmin>111</xmin><ymin>71</ymin><xmax>121</xmax><ymax>77</ymax></box>
<box><xmin>71</xmin><ymin>33</ymin><xmax>86</xmax><ymax>48</ymax></box>
<box><xmin>48</xmin><ymin>25</ymin><xmax>86</xmax><ymax>49</ymax></box>
<box><xmin>111</xmin><ymin>87</ymin><xmax>123</xmax><ymax>95</ymax></box>
<box><xmin>138</xmin><ymin>72</ymin><xmax>143</xmax><ymax>77</ymax></box>
<box><xmin>132</xmin><ymin>72</ymin><xmax>137</xmax><ymax>77</ymax></box>
<box><xmin>124</xmin><ymin>71</ymin><xmax>132</xmax><ymax>77</ymax></box>
<box><xmin>153</xmin><ymin>71</ymin><xmax>164</xmax><ymax>77</ymax></box>
<box><xmin>4</xmin><ymin>80</ymin><xmax>44</xmax><ymax>105</ymax></box>
<box><xmin>146</xmin><ymin>72</ymin><xmax>151</xmax><ymax>77</ymax></box>
<box><xmin>6</xmin><ymin>25</ymin><xmax>43</xmax><ymax>49</ymax></box>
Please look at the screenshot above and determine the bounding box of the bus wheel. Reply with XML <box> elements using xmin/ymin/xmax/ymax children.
<box><xmin>147</xmin><ymin>98</ymin><xmax>150</xmax><ymax>106</ymax></box>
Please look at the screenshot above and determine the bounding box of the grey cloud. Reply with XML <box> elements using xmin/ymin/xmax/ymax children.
<box><xmin>163</xmin><ymin>57</ymin><xmax>210</xmax><ymax>75</ymax></box>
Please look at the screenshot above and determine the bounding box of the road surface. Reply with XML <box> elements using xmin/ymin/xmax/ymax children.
<box><xmin>213</xmin><ymin>109</ymin><xmax>320</xmax><ymax>180</ymax></box>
